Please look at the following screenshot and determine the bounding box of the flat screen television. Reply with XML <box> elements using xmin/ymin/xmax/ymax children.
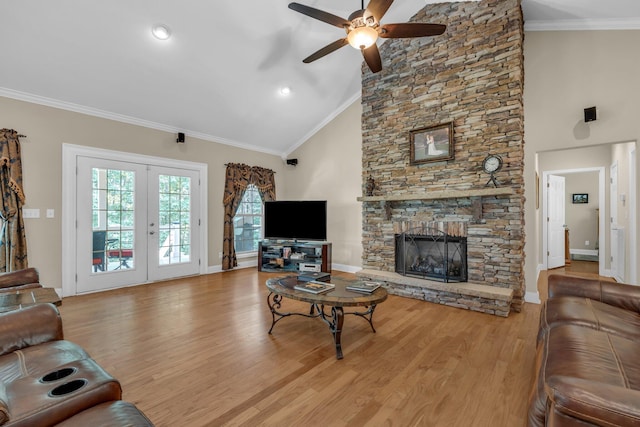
<box><xmin>264</xmin><ymin>200</ymin><xmax>327</xmax><ymax>241</ymax></box>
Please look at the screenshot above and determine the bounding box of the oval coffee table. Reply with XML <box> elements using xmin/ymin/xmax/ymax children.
<box><xmin>266</xmin><ymin>276</ymin><xmax>388</xmax><ymax>359</ymax></box>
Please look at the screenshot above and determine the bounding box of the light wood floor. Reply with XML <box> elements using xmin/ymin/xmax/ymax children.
<box><xmin>58</xmin><ymin>269</ymin><xmax>549</xmax><ymax>426</ymax></box>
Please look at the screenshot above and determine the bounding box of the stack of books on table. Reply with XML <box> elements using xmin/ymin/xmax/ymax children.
<box><xmin>297</xmin><ymin>271</ymin><xmax>330</xmax><ymax>282</ymax></box>
<box><xmin>294</xmin><ymin>280</ymin><xmax>335</xmax><ymax>294</ymax></box>
<box><xmin>346</xmin><ymin>281</ymin><xmax>381</xmax><ymax>293</ymax></box>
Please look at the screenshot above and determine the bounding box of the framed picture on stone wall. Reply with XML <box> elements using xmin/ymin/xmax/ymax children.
<box><xmin>410</xmin><ymin>122</ymin><xmax>454</xmax><ymax>165</ymax></box>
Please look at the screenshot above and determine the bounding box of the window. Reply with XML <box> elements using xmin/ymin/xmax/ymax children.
<box><xmin>233</xmin><ymin>184</ymin><xmax>263</xmax><ymax>253</ymax></box>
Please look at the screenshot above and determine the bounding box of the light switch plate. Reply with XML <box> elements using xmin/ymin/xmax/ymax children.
<box><xmin>23</xmin><ymin>208</ymin><xmax>40</xmax><ymax>219</ymax></box>
<box><xmin>46</xmin><ymin>209</ymin><xmax>54</xmax><ymax>218</ymax></box>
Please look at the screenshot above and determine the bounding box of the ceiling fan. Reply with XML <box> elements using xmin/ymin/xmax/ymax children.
<box><xmin>288</xmin><ymin>0</ymin><xmax>446</xmax><ymax>73</ymax></box>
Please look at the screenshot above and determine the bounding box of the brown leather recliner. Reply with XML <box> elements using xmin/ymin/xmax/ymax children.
<box><xmin>0</xmin><ymin>303</ymin><xmax>153</xmax><ymax>426</ymax></box>
<box><xmin>528</xmin><ymin>274</ymin><xmax>640</xmax><ymax>426</ymax></box>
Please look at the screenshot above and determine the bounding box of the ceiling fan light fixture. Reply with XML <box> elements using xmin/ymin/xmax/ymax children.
<box><xmin>279</xmin><ymin>86</ymin><xmax>292</xmax><ymax>96</ymax></box>
<box><xmin>152</xmin><ymin>24</ymin><xmax>171</xmax><ymax>40</ymax></box>
<box><xmin>347</xmin><ymin>25</ymin><xmax>378</xmax><ymax>50</ymax></box>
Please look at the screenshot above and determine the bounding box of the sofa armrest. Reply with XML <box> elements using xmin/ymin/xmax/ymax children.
<box><xmin>0</xmin><ymin>303</ymin><xmax>63</xmax><ymax>356</ymax></box>
<box><xmin>548</xmin><ymin>274</ymin><xmax>640</xmax><ymax>313</ymax></box>
<box><xmin>546</xmin><ymin>376</ymin><xmax>640</xmax><ymax>426</ymax></box>
<box><xmin>0</xmin><ymin>382</ymin><xmax>9</xmax><ymax>425</ymax></box>
<box><xmin>0</xmin><ymin>268</ymin><xmax>40</xmax><ymax>290</ymax></box>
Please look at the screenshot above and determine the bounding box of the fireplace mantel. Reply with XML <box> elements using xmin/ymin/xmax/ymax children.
<box><xmin>357</xmin><ymin>187</ymin><xmax>514</xmax><ymax>202</ymax></box>
<box><xmin>357</xmin><ymin>187</ymin><xmax>516</xmax><ymax>222</ymax></box>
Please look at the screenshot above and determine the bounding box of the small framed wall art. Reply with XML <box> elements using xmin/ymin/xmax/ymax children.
<box><xmin>410</xmin><ymin>122</ymin><xmax>454</xmax><ymax>165</ymax></box>
<box><xmin>572</xmin><ymin>193</ymin><xmax>589</xmax><ymax>204</ymax></box>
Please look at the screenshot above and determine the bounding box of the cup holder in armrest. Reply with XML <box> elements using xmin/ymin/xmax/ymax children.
<box><xmin>41</xmin><ymin>367</ymin><xmax>77</xmax><ymax>383</ymax></box>
<box><xmin>48</xmin><ymin>379</ymin><xmax>87</xmax><ymax>397</ymax></box>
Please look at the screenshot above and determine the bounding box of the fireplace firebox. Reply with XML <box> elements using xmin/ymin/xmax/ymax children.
<box><xmin>395</xmin><ymin>228</ymin><xmax>468</xmax><ymax>283</ymax></box>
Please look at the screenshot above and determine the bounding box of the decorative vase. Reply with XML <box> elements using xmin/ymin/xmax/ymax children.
<box><xmin>366</xmin><ymin>175</ymin><xmax>376</xmax><ymax>196</ymax></box>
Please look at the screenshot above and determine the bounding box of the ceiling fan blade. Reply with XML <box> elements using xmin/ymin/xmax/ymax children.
<box><xmin>362</xmin><ymin>43</ymin><xmax>382</xmax><ymax>73</ymax></box>
<box><xmin>365</xmin><ymin>0</ymin><xmax>394</xmax><ymax>22</ymax></box>
<box><xmin>302</xmin><ymin>38</ymin><xmax>349</xmax><ymax>63</ymax></box>
<box><xmin>288</xmin><ymin>3</ymin><xmax>350</xmax><ymax>28</ymax></box>
<box><xmin>379</xmin><ymin>23</ymin><xmax>446</xmax><ymax>38</ymax></box>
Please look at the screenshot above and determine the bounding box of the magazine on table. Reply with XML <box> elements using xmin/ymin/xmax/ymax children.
<box><xmin>294</xmin><ymin>280</ymin><xmax>335</xmax><ymax>294</ymax></box>
<box><xmin>346</xmin><ymin>281</ymin><xmax>381</xmax><ymax>293</ymax></box>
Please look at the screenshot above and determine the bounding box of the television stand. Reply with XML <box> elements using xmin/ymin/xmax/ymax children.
<box><xmin>258</xmin><ymin>241</ymin><xmax>332</xmax><ymax>273</ymax></box>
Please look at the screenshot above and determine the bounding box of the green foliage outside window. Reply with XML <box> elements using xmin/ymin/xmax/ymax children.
<box><xmin>234</xmin><ymin>184</ymin><xmax>263</xmax><ymax>253</ymax></box>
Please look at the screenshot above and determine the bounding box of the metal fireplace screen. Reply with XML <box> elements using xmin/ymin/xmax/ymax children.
<box><xmin>395</xmin><ymin>228</ymin><xmax>468</xmax><ymax>283</ymax></box>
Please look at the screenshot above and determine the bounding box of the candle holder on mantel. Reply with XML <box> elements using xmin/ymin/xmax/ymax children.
<box><xmin>366</xmin><ymin>175</ymin><xmax>376</xmax><ymax>197</ymax></box>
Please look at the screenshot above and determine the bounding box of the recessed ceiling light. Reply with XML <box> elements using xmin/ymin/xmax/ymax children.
<box><xmin>279</xmin><ymin>87</ymin><xmax>291</xmax><ymax>96</ymax></box>
<box><xmin>152</xmin><ymin>24</ymin><xmax>171</xmax><ymax>40</ymax></box>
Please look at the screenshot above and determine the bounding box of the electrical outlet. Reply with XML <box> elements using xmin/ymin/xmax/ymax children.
<box><xmin>585</xmin><ymin>240</ymin><xmax>590</xmax><ymax>246</ymax></box>
<box><xmin>219</xmin><ymin>252</ymin><xmax>223</xmax><ymax>259</ymax></box>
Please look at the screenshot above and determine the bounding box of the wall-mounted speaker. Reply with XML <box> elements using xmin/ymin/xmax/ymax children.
<box><xmin>584</xmin><ymin>106</ymin><xmax>597</xmax><ymax>123</ymax></box>
<box><xmin>286</xmin><ymin>158</ymin><xmax>298</xmax><ymax>166</ymax></box>
<box><xmin>177</xmin><ymin>132</ymin><xmax>185</xmax><ymax>143</ymax></box>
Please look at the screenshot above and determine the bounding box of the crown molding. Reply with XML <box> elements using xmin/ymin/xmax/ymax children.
<box><xmin>0</xmin><ymin>87</ymin><xmax>283</xmax><ymax>157</ymax></box>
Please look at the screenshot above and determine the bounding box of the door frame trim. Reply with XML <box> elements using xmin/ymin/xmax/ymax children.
<box><xmin>62</xmin><ymin>144</ymin><xmax>208</xmax><ymax>297</ymax></box>
<box><xmin>542</xmin><ymin>167</ymin><xmax>605</xmax><ymax>276</ymax></box>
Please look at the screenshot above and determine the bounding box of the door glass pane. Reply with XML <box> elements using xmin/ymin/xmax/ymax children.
<box><xmin>158</xmin><ymin>174</ymin><xmax>191</xmax><ymax>265</ymax></box>
<box><xmin>91</xmin><ymin>167</ymin><xmax>135</xmax><ymax>273</ymax></box>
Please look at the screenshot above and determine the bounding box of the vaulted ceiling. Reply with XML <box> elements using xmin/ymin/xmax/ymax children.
<box><xmin>1</xmin><ymin>1</ymin><xmax>639</xmax><ymax>157</ymax></box>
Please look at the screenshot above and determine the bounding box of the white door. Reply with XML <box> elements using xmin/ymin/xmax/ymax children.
<box><xmin>610</xmin><ymin>161</ymin><xmax>618</xmax><ymax>227</ymax></box>
<box><xmin>77</xmin><ymin>158</ymin><xmax>148</xmax><ymax>292</ymax></box>
<box><xmin>630</xmin><ymin>149</ymin><xmax>637</xmax><ymax>283</ymax></box>
<box><xmin>76</xmin><ymin>157</ymin><xmax>200</xmax><ymax>293</ymax></box>
<box><xmin>611</xmin><ymin>226</ymin><xmax>625</xmax><ymax>282</ymax></box>
<box><xmin>147</xmin><ymin>166</ymin><xmax>200</xmax><ymax>281</ymax></box>
<box><xmin>547</xmin><ymin>174</ymin><xmax>566</xmax><ymax>269</ymax></box>
<box><xmin>610</xmin><ymin>161</ymin><xmax>621</xmax><ymax>280</ymax></box>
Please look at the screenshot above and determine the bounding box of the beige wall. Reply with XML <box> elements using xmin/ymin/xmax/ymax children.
<box><xmin>0</xmin><ymin>96</ymin><xmax>285</xmax><ymax>289</ymax></box>
<box><xmin>284</xmin><ymin>102</ymin><xmax>363</xmax><ymax>270</ymax></box>
<box><xmin>524</xmin><ymin>30</ymin><xmax>640</xmax><ymax>293</ymax></box>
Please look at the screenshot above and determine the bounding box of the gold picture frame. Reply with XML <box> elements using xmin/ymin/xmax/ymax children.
<box><xmin>410</xmin><ymin>122</ymin><xmax>454</xmax><ymax>165</ymax></box>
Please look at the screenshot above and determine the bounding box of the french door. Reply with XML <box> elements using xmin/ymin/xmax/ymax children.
<box><xmin>148</xmin><ymin>165</ymin><xmax>201</xmax><ymax>281</ymax></box>
<box><xmin>75</xmin><ymin>157</ymin><xmax>201</xmax><ymax>293</ymax></box>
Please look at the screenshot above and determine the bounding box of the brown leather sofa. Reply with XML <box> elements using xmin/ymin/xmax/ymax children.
<box><xmin>0</xmin><ymin>268</ymin><xmax>41</xmax><ymax>292</ymax></box>
<box><xmin>0</xmin><ymin>303</ymin><xmax>153</xmax><ymax>426</ymax></box>
<box><xmin>528</xmin><ymin>274</ymin><xmax>640</xmax><ymax>426</ymax></box>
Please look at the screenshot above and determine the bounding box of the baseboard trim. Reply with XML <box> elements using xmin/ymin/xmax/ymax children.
<box><xmin>207</xmin><ymin>259</ymin><xmax>256</xmax><ymax>274</ymax></box>
<box><xmin>332</xmin><ymin>264</ymin><xmax>361</xmax><ymax>274</ymax></box>
<box><xmin>570</xmin><ymin>249</ymin><xmax>598</xmax><ymax>256</ymax></box>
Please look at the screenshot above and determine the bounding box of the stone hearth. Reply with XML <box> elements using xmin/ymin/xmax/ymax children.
<box><xmin>356</xmin><ymin>269</ymin><xmax>513</xmax><ymax>317</ymax></box>
<box><xmin>359</xmin><ymin>0</ymin><xmax>525</xmax><ymax>316</ymax></box>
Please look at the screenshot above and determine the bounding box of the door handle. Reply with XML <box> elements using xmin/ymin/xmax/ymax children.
<box><xmin>149</xmin><ymin>223</ymin><xmax>155</xmax><ymax>227</ymax></box>
<box><xmin>149</xmin><ymin>231</ymin><xmax>155</xmax><ymax>235</ymax></box>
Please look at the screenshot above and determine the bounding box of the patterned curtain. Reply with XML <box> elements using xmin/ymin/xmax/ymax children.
<box><xmin>222</xmin><ymin>163</ymin><xmax>276</xmax><ymax>270</ymax></box>
<box><xmin>0</xmin><ymin>129</ymin><xmax>28</xmax><ymax>271</ymax></box>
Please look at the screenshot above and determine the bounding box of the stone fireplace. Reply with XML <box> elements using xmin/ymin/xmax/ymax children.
<box><xmin>356</xmin><ymin>0</ymin><xmax>525</xmax><ymax>317</ymax></box>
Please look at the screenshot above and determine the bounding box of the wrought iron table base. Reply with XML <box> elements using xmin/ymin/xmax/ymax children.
<box><xmin>267</xmin><ymin>292</ymin><xmax>378</xmax><ymax>360</ymax></box>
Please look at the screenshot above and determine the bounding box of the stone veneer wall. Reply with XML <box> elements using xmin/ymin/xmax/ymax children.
<box><xmin>361</xmin><ymin>0</ymin><xmax>525</xmax><ymax>311</ymax></box>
